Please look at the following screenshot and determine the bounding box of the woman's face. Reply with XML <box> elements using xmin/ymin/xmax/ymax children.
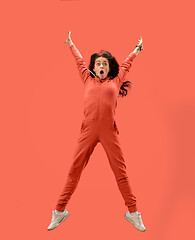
<box><xmin>93</xmin><ymin>57</ymin><xmax>110</xmax><ymax>80</ymax></box>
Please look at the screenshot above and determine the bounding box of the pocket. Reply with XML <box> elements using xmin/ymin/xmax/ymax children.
<box><xmin>80</xmin><ymin>119</ymin><xmax>90</xmax><ymax>132</ymax></box>
<box><xmin>80</xmin><ymin>120</ymin><xmax>85</xmax><ymax>132</ymax></box>
<box><xmin>113</xmin><ymin>120</ymin><xmax>119</xmax><ymax>134</ymax></box>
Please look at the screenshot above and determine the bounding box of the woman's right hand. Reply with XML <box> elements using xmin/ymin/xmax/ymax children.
<box><xmin>64</xmin><ymin>30</ymin><xmax>73</xmax><ymax>46</ymax></box>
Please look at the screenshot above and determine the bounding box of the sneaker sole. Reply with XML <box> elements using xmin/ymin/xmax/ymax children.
<box><xmin>124</xmin><ymin>214</ymin><xmax>146</xmax><ymax>232</ymax></box>
<box><xmin>47</xmin><ymin>212</ymin><xmax>70</xmax><ymax>231</ymax></box>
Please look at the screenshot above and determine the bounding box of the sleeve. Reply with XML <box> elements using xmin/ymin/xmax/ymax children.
<box><xmin>69</xmin><ymin>44</ymin><xmax>90</xmax><ymax>83</ymax></box>
<box><xmin>117</xmin><ymin>52</ymin><xmax>136</xmax><ymax>86</ymax></box>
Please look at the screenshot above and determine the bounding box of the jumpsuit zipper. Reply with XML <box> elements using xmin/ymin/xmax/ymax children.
<box><xmin>98</xmin><ymin>80</ymin><xmax>102</xmax><ymax>135</ymax></box>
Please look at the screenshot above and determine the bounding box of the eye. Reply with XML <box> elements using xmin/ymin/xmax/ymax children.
<box><xmin>96</xmin><ymin>63</ymin><xmax>100</xmax><ymax>66</ymax></box>
<box><xmin>103</xmin><ymin>62</ymin><xmax>108</xmax><ymax>66</ymax></box>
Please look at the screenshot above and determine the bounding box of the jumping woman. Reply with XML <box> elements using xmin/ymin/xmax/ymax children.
<box><xmin>48</xmin><ymin>30</ymin><xmax>146</xmax><ymax>232</ymax></box>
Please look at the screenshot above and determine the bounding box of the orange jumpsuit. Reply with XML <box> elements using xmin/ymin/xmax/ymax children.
<box><xmin>56</xmin><ymin>44</ymin><xmax>138</xmax><ymax>213</ymax></box>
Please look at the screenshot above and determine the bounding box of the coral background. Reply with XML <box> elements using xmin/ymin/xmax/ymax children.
<box><xmin>1</xmin><ymin>0</ymin><xmax>195</xmax><ymax>239</ymax></box>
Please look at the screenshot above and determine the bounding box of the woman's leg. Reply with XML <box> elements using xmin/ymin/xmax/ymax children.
<box><xmin>56</xmin><ymin>119</ymin><xmax>99</xmax><ymax>211</ymax></box>
<box><xmin>99</xmin><ymin>119</ymin><xmax>138</xmax><ymax>213</ymax></box>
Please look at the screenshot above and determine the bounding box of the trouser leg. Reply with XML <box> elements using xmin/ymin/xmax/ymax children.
<box><xmin>56</xmin><ymin>119</ymin><xmax>98</xmax><ymax>211</ymax></box>
<box><xmin>100</xmin><ymin>119</ymin><xmax>138</xmax><ymax>212</ymax></box>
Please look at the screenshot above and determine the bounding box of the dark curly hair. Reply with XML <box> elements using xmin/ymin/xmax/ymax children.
<box><xmin>88</xmin><ymin>50</ymin><xmax>132</xmax><ymax>97</ymax></box>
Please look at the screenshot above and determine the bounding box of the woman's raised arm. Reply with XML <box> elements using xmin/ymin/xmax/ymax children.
<box><xmin>64</xmin><ymin>30</ymin><xmax>90</xmax><ymax>83</ymax></box>
<box><xmin>117</xmin><ymin>37</ymin><xmax>143</xmax><ymax>85</ymax></box>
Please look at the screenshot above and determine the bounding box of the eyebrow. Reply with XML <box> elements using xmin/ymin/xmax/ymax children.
<box><xmin>95</xmin><ymin>60</ymin><xmax>108</xmax><ymax>63</ymax></box>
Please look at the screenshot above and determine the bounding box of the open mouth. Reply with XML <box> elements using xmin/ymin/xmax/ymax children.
<box><xmin>100</xmin><ymin>70</ymin><xmax>104</xmax><ymax>74</ymax></box>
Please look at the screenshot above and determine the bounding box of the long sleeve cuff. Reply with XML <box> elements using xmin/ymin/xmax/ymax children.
<box><xmin>69</xmin><ymin>44</ymin><xmax>83</xmax><ymax>59</ymax></box>
<box><xmin>128</xmin><ymin>52</ymin><xmax>137</xmax><ymax>61</ymax></box>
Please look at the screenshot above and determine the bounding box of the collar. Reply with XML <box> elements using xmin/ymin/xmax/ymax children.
<box><xmin>95</xmin><ymin>76</ymin><xmax>111</xmax><ymax>83</ymax></box>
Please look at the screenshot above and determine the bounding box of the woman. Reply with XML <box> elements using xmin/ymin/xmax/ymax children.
<box><xmin>48</xmin><ymin>31</ymin><xmax>146</xmax><ymax>232</ymax></box>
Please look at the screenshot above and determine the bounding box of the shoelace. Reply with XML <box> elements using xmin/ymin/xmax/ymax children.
<box><xmin>51</xmin><ymin>211</ymin><xmax>61</xmax><ymax>223</ymax></box>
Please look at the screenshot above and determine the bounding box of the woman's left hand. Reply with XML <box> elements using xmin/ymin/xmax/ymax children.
<box><xmin>133</xmin><ymin>36</ymin><xmax>143</xmax><ymax>55</ymax></box>
<box><xmin>137</xmin><ymin>36</ymin><xmax>143</xmax><ymax>50</ymax></box>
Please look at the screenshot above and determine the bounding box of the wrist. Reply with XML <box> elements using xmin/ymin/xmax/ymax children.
<box><xmin>68</xmin><ymin>40</ymin><xmax>73</xmax><ymax>47</ymax></box>
<box><xmin>133</xmin><ymin>47</ymin><xmax>140</xmax><ymax>55</ymax></box>
<box><xmin>136</xmin><ymin>44</ymin><xmax>143</xmax><ymax>51</ymax></box>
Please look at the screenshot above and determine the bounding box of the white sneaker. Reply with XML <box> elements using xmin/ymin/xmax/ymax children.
<box><xmin>124</xmin><ymin>211</ymin><xmax>146</xmax><ymax>232</ymax></box>
<box><xmin>47</xmin><ymin>209</ymin><xmax>70</xmax><ymax>231</ymax></box>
